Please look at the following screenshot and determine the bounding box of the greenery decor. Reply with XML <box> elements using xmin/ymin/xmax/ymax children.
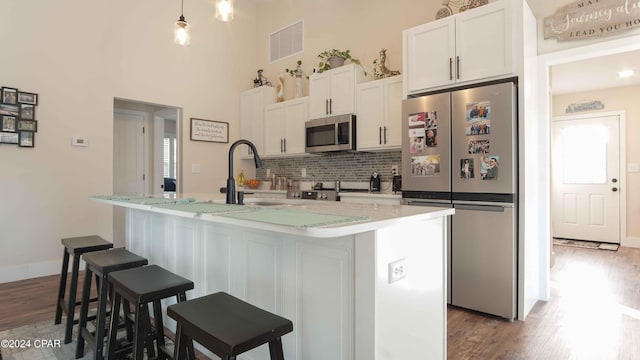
<box><xmin>285</xmin><ymin>60</ymin><xmax>308</xmax><ymax>79</ymax></box>
<box><xmin>316</xmin><ymin>49</ymin><xmax>363</xmax><ymax>74</ymax></box>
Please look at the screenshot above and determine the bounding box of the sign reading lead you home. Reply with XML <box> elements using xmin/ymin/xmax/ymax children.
<box><xmin>544</xmin><ymin>0</ymin><xmax>640</xmax><ymax>41</ymax></box>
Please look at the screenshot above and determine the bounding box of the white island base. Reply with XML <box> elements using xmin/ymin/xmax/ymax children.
<box><xmin>100</xmin><ymin>198</ymin><xmax>451</xmax><ymax>360</ymax></box>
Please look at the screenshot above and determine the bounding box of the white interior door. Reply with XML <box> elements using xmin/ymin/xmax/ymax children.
<box><xmin>551</xmin><ymin>114</ymin><xmax>620</xmax><ymax>244</ymax></box>
<box><xmin>114</xmin><ymin>109</ymin><xmax>146</xmax><ymax>195</ymax></box>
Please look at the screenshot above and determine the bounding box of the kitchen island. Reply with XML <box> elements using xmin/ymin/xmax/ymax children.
<box><xmin>93</xmin><ymin>195</ymin><xmax>453</xmax><ymax>360</ymax></box>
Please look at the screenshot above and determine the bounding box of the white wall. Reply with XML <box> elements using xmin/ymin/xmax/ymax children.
<box><xmin>0</xmin><ymin>0</ymin><xmax>259</xmax><ymax>282</ymax></box>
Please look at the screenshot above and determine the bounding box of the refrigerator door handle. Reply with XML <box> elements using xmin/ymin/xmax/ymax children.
<box><xmin>406</xmin><ymin>199</ymin><xmax>452</xmax><ymax>206</ymax></box>
<box><xmin>455</xmin><ymin>204</ymin><xmax>505</xmax><ymax>212</ymax></box>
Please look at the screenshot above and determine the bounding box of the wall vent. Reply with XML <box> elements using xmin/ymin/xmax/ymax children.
<box><xmin>269</xmin><ymin>20</ymin><xmax>303</xmax><ymax>63</ymax></box>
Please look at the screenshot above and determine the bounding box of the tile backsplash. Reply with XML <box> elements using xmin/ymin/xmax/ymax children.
<box><xmin>256</xmin><ymin>151</ymin><xmax>402</xmax><ymax>183</ymax></box>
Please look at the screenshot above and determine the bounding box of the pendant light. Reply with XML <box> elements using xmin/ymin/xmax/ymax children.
<box><xmin>215</xmin><ymin>0</ymin><xmax>234</xmax><ymax>22</ymax></box>
<box><xmin>174</xmin><ymin>0</ymin><xmax>190</xmax><ymax>46</ymax></box>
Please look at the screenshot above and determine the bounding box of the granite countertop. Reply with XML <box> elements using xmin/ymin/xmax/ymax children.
<box><xmin>91</xmin><ymin>193</ymin><xmax>452</xmax><ymax>238</ymax></box>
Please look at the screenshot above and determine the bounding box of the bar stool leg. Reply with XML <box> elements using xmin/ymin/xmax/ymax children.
<box><xmin>133</xmin><ymin>302</ymin><xmax>149</xmax><ymax>359</ymax></box>
<box><xmin>63</xmin><ymin>254</ymin><xmax>82</xmax><ymax>344</ymax></box>
<box><xmin>152</xmin><ymin>299</ymin><xmax>166</xmax><ymax>360</ymax></box>
<box><xmin>268</xmin><ymin>338</ymin><xmax>285</xmax><ymax>360</ymax></box>
<box><xmin>76</xmin><ymin>265</ymin><xmax>93</xmax><ymax>358</ymax></box>
<box><xmin>54</xmin><ymin>248</ymin><xmax>69</xmax><ymax>325</ymax></box>
<box><xmin>106</xmin><ymin>288</ymin><xmax>122</xmax><ymax>360</ymax></box>
<box><xmin>93</xmin><ymin>273</ymin><xmax>110</xmax><ymax>360</ymax></box>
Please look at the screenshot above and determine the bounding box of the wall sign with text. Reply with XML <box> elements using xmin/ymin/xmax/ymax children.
<box><xmin>190</xmin><ymin>118</ymin><xmax>229</xmax><ymax>143</ymax></box>
<box><xmin>545</xmin><ymin>0</ymin><xmax>640</xmax><ymax>41</ymax></box>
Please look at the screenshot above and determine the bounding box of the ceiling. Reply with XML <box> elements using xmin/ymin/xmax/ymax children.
<box><xmin>526</xmin><ymin>0</ymin><xmax>640</xmax><ymax>94</ymax></box>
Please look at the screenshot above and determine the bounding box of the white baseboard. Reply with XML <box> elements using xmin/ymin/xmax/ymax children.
<box><xmin>0</xmin><ymin>258</ymin><xmax>89</xmax><ymax>284</ymax></box>
<box><xmin>0</xmin><ymin>260</ymin><xmax>62</xmax><ymax>284</ymax></box>
<box><xmin>622</xmin><ymin>236</ymin><xmax>640</xmax><ymax>249</ymax></box>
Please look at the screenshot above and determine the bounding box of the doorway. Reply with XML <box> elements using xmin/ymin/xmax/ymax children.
<box><xmin>551</xmin><ymin>113</ymin><xmax>622</xmax><ymax>244</ymax></box>
<box><xmin>112</xmin><ymin>99</ymin><xmax>182</xmax><ymax>245</ymax></box>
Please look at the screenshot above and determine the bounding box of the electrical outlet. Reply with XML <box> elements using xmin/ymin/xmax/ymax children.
<box><xmin>301</xmin><ymin>168</ymin><xmax>307</xmax><ymax>177</ymax></box>
<box><xmin>391</xmin><ymin>165</ymin><xmax>398</xmax><ymax>175</ymax></box>
<box><xmin>266</xmin><ymin>169</ymin><xmax>271</xmax><ymax>177</ymax></box>
<box><xmin>388</xmin><ymin>258</ymin><xmax>406</xmax><ymax>284</ymax></box>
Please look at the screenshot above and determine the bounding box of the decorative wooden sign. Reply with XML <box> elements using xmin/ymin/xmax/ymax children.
<box><xmin>566</xmin><ymin>100</ymin><xmax>604</xmax><ymax>113</ymax></box>
<box><xmin>544</xmin><ymin>0</ymin><xmax>640</xmax><ymax>41</ymax></box>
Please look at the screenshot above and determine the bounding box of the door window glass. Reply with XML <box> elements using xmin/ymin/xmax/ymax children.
<box><xmin>560</xmin><ymin>124</ymin><xmax>607</xmax><ymax>184</ymax></box>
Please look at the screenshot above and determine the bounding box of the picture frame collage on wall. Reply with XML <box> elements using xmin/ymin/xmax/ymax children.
<box><xmin>0</xmin><ymin>86</ymin><xmax>38</xmax><ymax>147</ymax></box>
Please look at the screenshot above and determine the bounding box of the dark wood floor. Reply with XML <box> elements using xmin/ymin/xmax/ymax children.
<box><xmin>1</xmin><ymin>245</ymin><xmax>639</xmax><ymax>359</ymax></box>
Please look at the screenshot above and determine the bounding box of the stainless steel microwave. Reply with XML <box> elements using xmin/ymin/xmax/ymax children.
<box><xmin>305</xmin><ymin>114</ymin><xmax>356</xmax><ymax>153</ymax></box>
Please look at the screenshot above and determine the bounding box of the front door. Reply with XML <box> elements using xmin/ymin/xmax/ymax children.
<box><xmin>551</xmin><ymin>114</ymin><xmax>621</xmax><ymax>244</ymax></box>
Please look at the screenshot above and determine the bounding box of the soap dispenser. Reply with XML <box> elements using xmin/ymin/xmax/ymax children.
<box><xmin>238</xmin><ymin>170</ymin><xmax>245</xmax><ymax>187</ymax></box>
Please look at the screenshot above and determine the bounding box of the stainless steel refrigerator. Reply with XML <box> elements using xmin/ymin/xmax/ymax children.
<box><xmin>401</xmin><ymin>79</ymin><xmax>517</xmax><ymax>320</ymax></box>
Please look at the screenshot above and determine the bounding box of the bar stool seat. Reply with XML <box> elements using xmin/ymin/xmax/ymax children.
<box><xmin>54</xmin><ymin>235</ymin><xmax>113</xmax><ymax>344</ymax></box>
<box><xmin>106</xmin><ymin>265</ymin><xmax>194</xmax><ymax>360</ymax></box>
<box><xmin>76</xmin><ymin>248</ymin><xmax>148</xmax><ymax>360</ymax></box>
<box><xmin>168</xmin><ymin>292</ymin><xmax>293</xmax><ymax>360</ymax></box>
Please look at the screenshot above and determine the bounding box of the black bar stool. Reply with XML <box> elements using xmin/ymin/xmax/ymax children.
<box><xmin>106</xmin><ymin>265</ymin><xmax>194</xmax><ymax>360</ymax></box>
<box><xmin>54</xmin><ymin>235</ymin><xmax>113</xmax><ymax>344</ymax></box>
<box><xmin>167</xmin><ymin>292</ymin><xmax>293</xmax><ymax>360</ymax></box>
<box><xmin>75</xmin><ymin>248</ymin><xmax>148</xmax><ymax>360</ymax></box>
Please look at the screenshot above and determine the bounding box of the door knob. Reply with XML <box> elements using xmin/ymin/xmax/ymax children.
<box><xmin>612</xmin><ymin>187</ymin><xmax>618</xmax><ymax>192</ymax></box>
<box><xmin>612</xmin><ymin>178</ymin><xmax>618</xmax><ymax>183</ymax></box>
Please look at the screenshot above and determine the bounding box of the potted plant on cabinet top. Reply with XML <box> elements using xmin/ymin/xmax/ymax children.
<box><xmin>285</xmin><ymin>60</ymin><xmax>308</xmax><ymax>98</ymax></box>
<box><xmin>317</xmin><ymin>49</ymin><xmax>364</xmax><ymax>74</ymax></box>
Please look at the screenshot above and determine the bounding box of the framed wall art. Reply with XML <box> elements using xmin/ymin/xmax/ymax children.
<box><xmin>17</xmin><ymin>91</ymin><xmax>38</xmax><ymax>105</ymax></box>
<box><xmin>1</xmin><ymin>87</ymin><xmax>18</xmax><ymax>105</ymax></box>
<box><xmin>2</xmin><ymin>115</ymin><xmax>17</xmax><ymax>132</ymax></box>
<box><xmin>19</xmin><ymin>131</ymin><xmax>34</xmax><ymax>147</ymax></box>
<box><xmin>1</xmin><ymin>85</ymin><xmax>39</xmax><ymax>148</ymax></box>
<box><xmin>17</xmin><ymin>119</ymin><xmax>37</xmax><ymax>132</ymax></box>
<box><xmin>190</xmin><ymin>118</ymin><xmax>229</xmax><ymax>143</ymax></box>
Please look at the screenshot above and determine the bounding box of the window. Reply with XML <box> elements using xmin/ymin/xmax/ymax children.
<box><xmin>163</xmin><ymin>136</ymin><xmax>177</xmax><ymax>178</ymax></box>
<box><xmin>269</xmin><ymin>20</ymin><xmax>303</xmax><ymax>63</ymax></box>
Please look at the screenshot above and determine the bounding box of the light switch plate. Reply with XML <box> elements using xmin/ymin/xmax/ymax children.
<box><xmin>71</xmin><ymin>137</ymin><xmax>88</xmax><ymax>146</ymax></box>
<box><xmin>192</xmin><ymin>164</ymin><xmax>201</xmax><ymax>173</ymax></box>
<box><xmin>628</xmin><ymin>163</ymin><xmax>639</xmax><ymax>173</ymax></box>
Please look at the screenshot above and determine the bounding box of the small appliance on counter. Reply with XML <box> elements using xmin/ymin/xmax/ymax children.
<box><xmin>392</xmin><ymin>175</ymin><xmax>402</xmax><ymax>193</ymax></box>
<box><xmin>369</xmin><ymin>171</ymin><xmax>381</xmax><ymax>192</ymax></box>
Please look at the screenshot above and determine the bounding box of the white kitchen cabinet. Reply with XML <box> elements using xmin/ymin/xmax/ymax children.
<box><xmin>356</xmin><ymin>75</ymin><xmax>402</xmax><ymax>151</ymax></box>
<box><xmin>264</xmin><ymin>97</ymin><xmax>308</xmax><ymax>157</ymax></box>
<box><xmin>403</xmin><ymin>1</ymin><xmax>512</xmax><ymax>94</ymax></box>
<box><xmin>309</xmin><ymin>63</ymin><xmax>366</xmax><ymax>119</ymax></box>
<box><xmin>240</xmin><ymin>86</ymin><xmax>276</xmax><ymax>159</ymax></box>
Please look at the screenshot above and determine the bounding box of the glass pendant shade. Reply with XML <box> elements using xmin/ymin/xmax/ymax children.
<box><xmin>216</xmin><ymin>0</ymin><xmax>234</xmax><ymax>22</ymax></box>
<box><xmin>174</xmin><ymin>15</ymin><xmax>190</xmax><ymax>45</ymax></box>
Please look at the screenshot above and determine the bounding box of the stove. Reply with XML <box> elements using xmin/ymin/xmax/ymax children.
<box><xmin>287</xmin><ymin>189</ymin><xmax>339</xmax><ymax>201</ymax></box>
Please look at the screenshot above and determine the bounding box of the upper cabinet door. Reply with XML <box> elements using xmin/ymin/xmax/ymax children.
<box><xmin>328</xmin><ymin>64</ymin><xmax>357</xmax><ymax>117</ymax></box>
<box><xmin>456</xmin><ymin>1</ymin><xmax>512</xmax><ymax>83</ymax></box>
<box><xmin>308</xmin><ymin>72</ymin><xmax>331</xmax><ymax>119</ymax></box>
<box><xmin>403</xmin><ymin>1</ymin><xmax>512</xmax><ymax>94</ymax></box>
<box><xmin>283</xmin><ymin>97</ymin><xmax>308</xmax><ymax>155</ymax></box>
<box><xmin>309</xmin><ymin>64</ymin><xmax>365</xmax><ymax>120</ymax></box>
<box><xmin>405</xmin><ymin>19</ymin><xmax>456</xmax><ymax>92</ymax></box>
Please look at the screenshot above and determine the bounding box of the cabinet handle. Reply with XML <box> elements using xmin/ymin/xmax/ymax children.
<box><xmin>379</xmin><ymin>127</ymin><xmax>382</xmax><ymax>144</ymax></box>
<box><xmin>325</xmin><ymin>99</ymin><xmax>329</xmax><ymax>115</ymax></box>
<box><xmin>449</xmin><ymin>58</ymin><xmax>453</xmax><ymax>80</ymax></box>
<box><xmin>456</xmin><ymin>56</ymin><xmax>460</xmax><ymax>79</ymax></box>
<box><xmin>329</xmin><ymin>98</ymin><xmax>333</xmax><ymax>114</ymax></box>
<box><xmin>284</xmin><ymin>138</ymin><xmax>287</xmax><ymax>152</ymax></box>
<box><xmin>384</xmin><ymin>126</ymin><xmax>387</xmax><ymax>144</ymax></box>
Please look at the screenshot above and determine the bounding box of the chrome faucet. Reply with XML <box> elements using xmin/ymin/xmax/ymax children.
<box><xmin>226</xmin><ymin>139</ymin><xmax>262</xmax><ymax>204</ymax></box>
